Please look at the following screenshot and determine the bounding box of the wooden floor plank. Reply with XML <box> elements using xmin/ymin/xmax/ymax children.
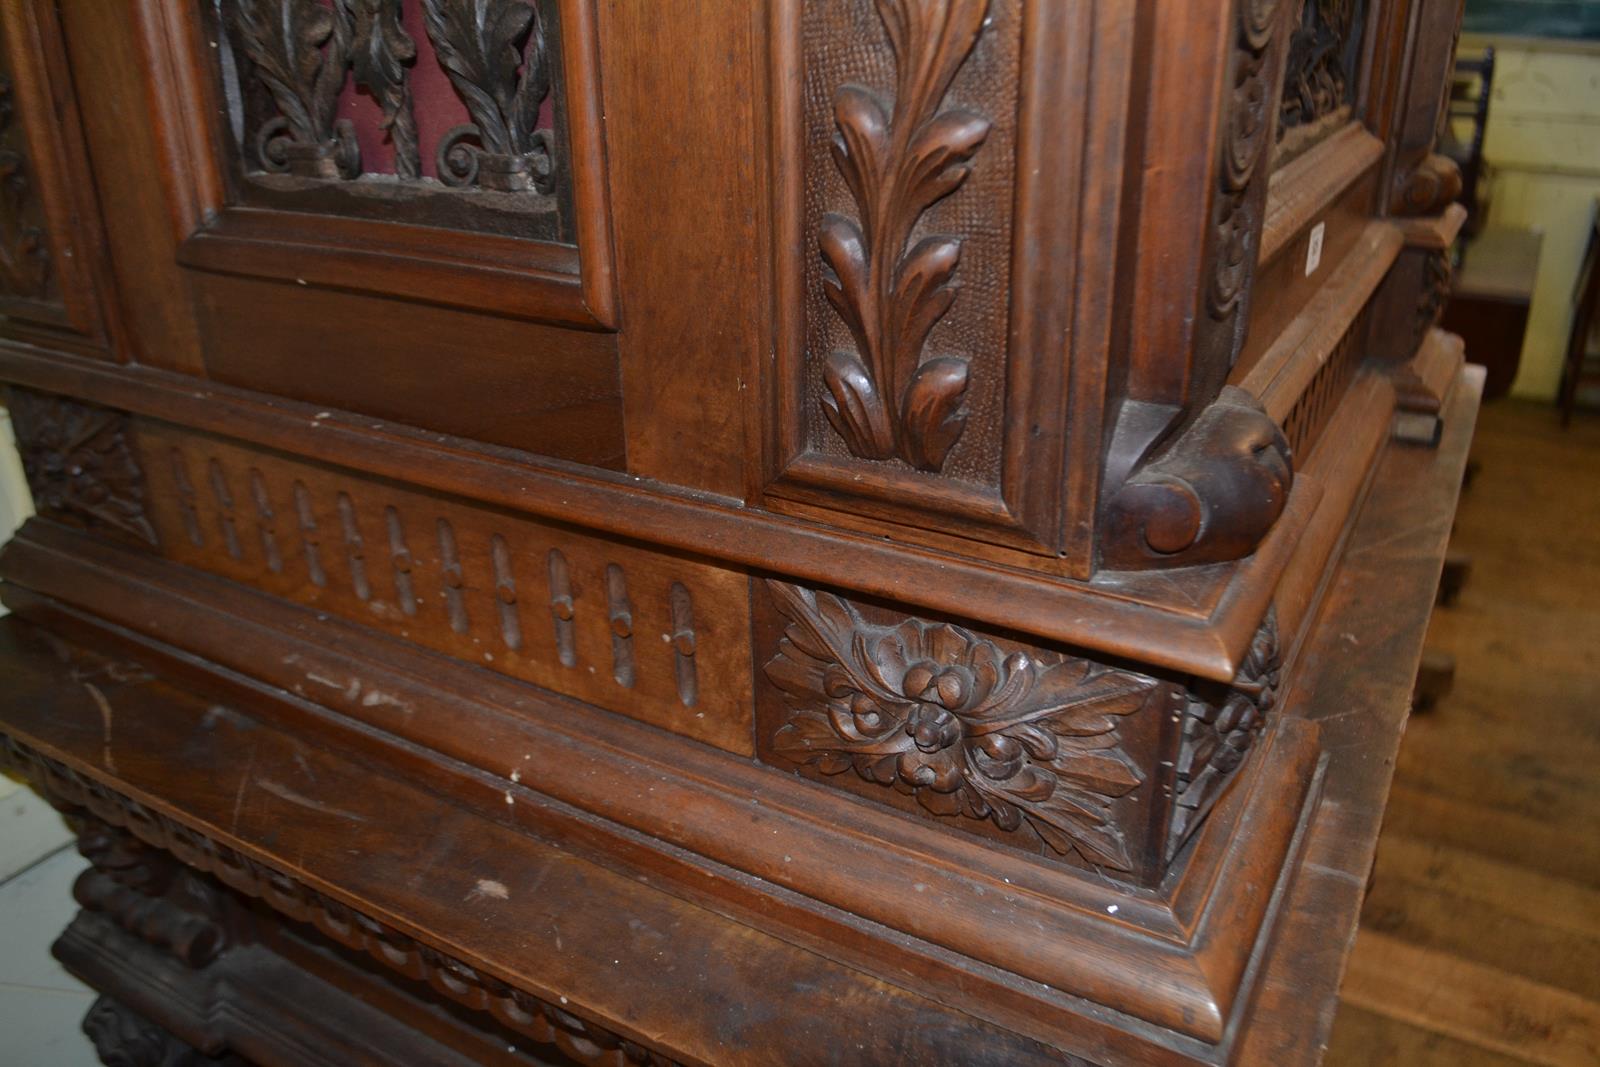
<box><xmin>1328</xmin><ymin>401</ymin><xmax>1600</xmax><ymax>1065</ymax></box>
<box><xmin>1340</xmin><ymin>931</ymin><xmax>1600</xmax><ymax>1067</ymax></box>
<box><xmin>1325</xmin><ymin>1003</ymin><xmax>1525</xmax><ymax>1067</ymax></box>
<box><xmin>1372</xmin><ymin>833</ymin><xmax>1600</xmax><ymax>944</ymax></box>
<box><xmin>1378</xmin><ymin>783</ymin><xmax>1600</xmax><ymax>888</ymax></box>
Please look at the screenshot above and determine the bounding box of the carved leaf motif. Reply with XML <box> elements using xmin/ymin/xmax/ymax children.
<box><xmin>764</xmin><ymin>582</ymin><xmax>1152</xmax><ymax>871</ymax></box>
<box><xmin>900</xmin><ymin>356</ymin><xmax>969</xmax><ymax>472</ymax></box>
<box><xmin>341</xmin><ymin>0</ymin><xmax>420</xmax><ymax>177</ymax></box>
<box><xmin>230</xmin><ymin>0</ymin><xmax>342</xmax><ymax>143</ymax></box>
<box><xmin>819</xmin><ymin>0</ymin><xmax>991</xmax><ymax>473</ymax></box>
<box><xmin>421</xmin><ymin>0</ymin><xmax>544</xmax><ymax>156</ymax></box>
<box><xmin>1168</xmin><ymin>610</ymin><xmax>1280</xmax><ymax>857</ymax></box>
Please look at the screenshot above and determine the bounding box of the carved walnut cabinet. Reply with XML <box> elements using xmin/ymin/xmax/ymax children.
<box><xmin>0</xmin><ymin>1</ymin><xmax>1479</xmax><ymax>1064</ymax></box>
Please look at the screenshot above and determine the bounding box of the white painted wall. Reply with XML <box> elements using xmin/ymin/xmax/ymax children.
<box><xmin>1461</xmin><ymin>35</ymin><xmax>1600</xmax><ymax>399</ymax></box>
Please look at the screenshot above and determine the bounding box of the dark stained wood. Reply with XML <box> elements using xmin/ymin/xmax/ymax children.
<box><xmin>188</xmin><ymin>271</ymin><xmax>627</xmax><ymax>467</ymax></box>
<box><xmin>601</xmin><ymin>0</ymin><xmax>760</xmax><ymax>497</ymax></box>
<box><xmin>52</xmin><ymin>0</ymin><xmax>206</xmax><ymax>373</ymax></box>
<box><xmin>0</xmin><ymin>1</ymin><xmax>1479</xmax><ymax>1062</ymax></box>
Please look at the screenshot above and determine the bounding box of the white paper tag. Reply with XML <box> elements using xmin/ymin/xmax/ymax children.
<box><xmin>1305</xmin><ymin>221</ymin><xmax>1326</xmax><ymax>277</ymax></box>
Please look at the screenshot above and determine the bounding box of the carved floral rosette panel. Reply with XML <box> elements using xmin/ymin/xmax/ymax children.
<box><xmin>211</xmin><ymin>0</ymin><xmax>570</xmax><ymax>240</ymax></box>
<box><xmin>777</xmin><ymin>0</ymin><xmax>1023</xmax><ymax>499</ymax></box>
<box><xmin>757</xmin><ymin>581</ymin><xmax>1286</xmax><ymax>884</ymax></box>
<box><xmin>7</xmin><ymin>389</ymin><xmax>158</xmax><ymax>547</ymax></box>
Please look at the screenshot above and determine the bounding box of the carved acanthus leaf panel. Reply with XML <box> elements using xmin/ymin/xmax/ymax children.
<box><xmin>1278</xmin><ymin>0</ymin><xmax>1366</xmax><ymax>148</ymax></box>
<box><xmin>818</xmin><ymin>0</ymin><xmax>991</xmax><ymax>472</ymax></box>
<box><xmin>762</xmin><ymin>581</ymin><xmax>1158</xmax><ymax>871</ymax></box>
<box><xmin>342</xmin><ymin>0</ymin><xmax>421</xmax><ymax>177</ymax></box>
<box><xmin>421</xmin><ymin>0</ymin><xmax>555</xmax><ymax>192</ymax></box>
<box><xmin>221</xmin><ymin>0</ymin><xmax>556</xmax><ymax>193</ymax></box>
<box><xmin>229</xmin><ymin>0</ymin><xmax>361</xmax><ymax>177</ymax></box>
<box><xmin>2</xmin><ymin>735</ymin><xmax>677</xmax><ymax>1067</ymax></box>
<box><xmin>7</xmin><ymin>389</ymin><xmax>158</xmax><ymax>547</ymax></box>
<box><xmin>0</xmin><ymin>70</ymin><xmax>51</xmax><ymax>299</ymax></box>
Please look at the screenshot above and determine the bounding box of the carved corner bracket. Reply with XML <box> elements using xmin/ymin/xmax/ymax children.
<box><xmin>1168</xmin><ymin>608</ymin><xmax>1281</xmax><ymax>858</ymax></box>
<box><xmin>818</xmin><ymin>0</ymin><xmax>991</xmax><ymax>473</ymax></box>
<box><xmin>6</xmin><ymin>388</ymin><xmax>158</xmax><ymax>547</ymax></box>
<box><xmin>81</xmin><ymin>995</ymin><xmax>221</xmax><ymax>1067</ymax></box>
<box><xmin>1100</xmin><ymin>388</ymin><xmax>1292</xmax><ymax>571</ymax></box>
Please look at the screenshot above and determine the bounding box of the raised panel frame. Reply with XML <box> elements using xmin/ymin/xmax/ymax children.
<box><xmin>0</xmin><ymin>3</ymin><xmax>118</xmax><ymax>351</ymax></box>
<box><xmin>148</xmin><ymin>0</ymin><xmax>618</xmax><ymax>331</ymax></box>
<box><xmin>760</xmin><ymin>0</ymin><xmax>1124</xmax><ymax>561</ymax></box>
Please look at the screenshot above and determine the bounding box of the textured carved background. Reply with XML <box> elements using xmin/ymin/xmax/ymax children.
<box><xmin>800</xmin><ymin>0</ymin><xmax>1019</xmax><ymax>487</ymax></box>
<box><xmin>135</xmin><ymin>420</ymin><xmax>754</xmax><ymax>754</ymax></box>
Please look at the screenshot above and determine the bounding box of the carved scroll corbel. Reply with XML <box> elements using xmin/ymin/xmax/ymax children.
<box><xmin>1392</xmin><ymin>152</ymin><xmax>1462</xmax><ymax>216</ymax></box>
<box><xmin>1100</xmin><ymin>388</ymin><xmax>1292</xmax><ymax>570</ymax></box>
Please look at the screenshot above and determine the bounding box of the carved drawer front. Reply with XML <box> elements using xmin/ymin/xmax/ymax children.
<box><xmin>136</xmin><ymin>420</ymin><xmax>754</xmax><ymax>754</ymax></box>
<box><xmin>753</xmin><ymin>581</ymin><xmax>1281</xmax><ymax>886</ymax></box>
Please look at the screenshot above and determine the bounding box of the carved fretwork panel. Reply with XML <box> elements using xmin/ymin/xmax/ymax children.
<box><xmin>1277</xmin><ymin>0</ymin><xmax>1369</xmax><ymax>163</ymax></box>
<box><xmin>134</xmin><ymin>420</ymin><xmax>754</xmax><ymax>754</ymax></box>
<box><xmin>209</xmin><ymin>0</ymin><xmax>570</xmax><ymax>241</ymax></box>
<box><xmin>767</xmin><ymin>0</ymin><xmax>1080</xmax><ymax>558</ymax></box>
<box><xmin>1282</xmin><ymin>305</ymin><xmax>1369</xmax><ymax>458</ymax></box>
<box><xmin>754</xmin><ymin>581</ymin><xmax>1284</xmax><ymax>885</ymax></box>
<box><xmin>7</xmin><ymin>389</ymin><xmax>158</xmax><ymax>547</ymax></box>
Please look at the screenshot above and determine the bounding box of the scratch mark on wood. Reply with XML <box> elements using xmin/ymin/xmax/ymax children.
<box><xmin>82</xmin><ymin>682</ymin><xmax>116</xmax><ymax>774</ymax></box>
<box><xmin>258</xmin><ymin>778</ymin><xmax>370</xmax><ymax>823</ymax></box>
